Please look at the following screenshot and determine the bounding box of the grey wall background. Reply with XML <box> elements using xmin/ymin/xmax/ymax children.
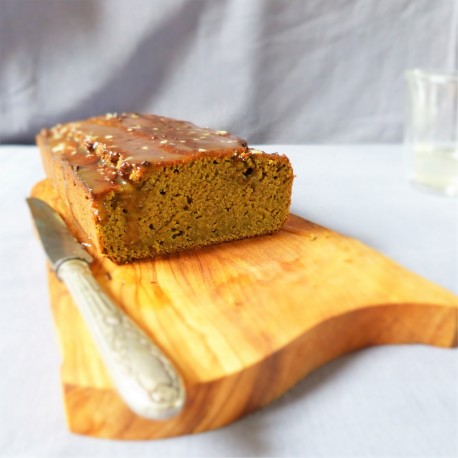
<box><xmin>1</xmin><ymin>0</ymin><xmax>457</xmax><ymax>145</ymax></box>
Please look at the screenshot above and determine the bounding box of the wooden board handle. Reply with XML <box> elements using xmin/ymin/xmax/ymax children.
<box><xmin>58</xmin><ymin>259</ymin><xmax>186</xmax><ymax>419</ymax></box>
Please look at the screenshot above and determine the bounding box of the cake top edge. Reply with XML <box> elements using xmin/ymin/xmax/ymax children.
<box><xmin>37</xmin><ymin>113</ymin><xmax>289</xmax><ymax>196</ymax></box>
<box><xmin>38</xmin><ymin>112</ymin><xmax>251</xmax><ymax>163</ymax></box>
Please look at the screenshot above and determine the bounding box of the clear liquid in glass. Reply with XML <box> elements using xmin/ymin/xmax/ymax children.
<box><xmin>412</xmin><ymin>144</ymin><xmax>458</xmax><ymax>196</ymax></box>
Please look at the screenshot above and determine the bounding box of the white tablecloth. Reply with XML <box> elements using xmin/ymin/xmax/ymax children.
<box><xmin>0</xmin><ymin>145</ymin><xmax>457</xmax><ymax>458</ymax></box>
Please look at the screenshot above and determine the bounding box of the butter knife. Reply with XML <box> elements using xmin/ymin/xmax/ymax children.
<box><xmin>26</xmin><ymin>197</ymin><xmax>185</xmax><ymax>420</ymax></box>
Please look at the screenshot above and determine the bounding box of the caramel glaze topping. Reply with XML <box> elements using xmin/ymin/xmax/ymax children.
<box><xmin>40</xmin><ymin>113</ymin><xmax>250</xmax><ymax>197</ymax></box>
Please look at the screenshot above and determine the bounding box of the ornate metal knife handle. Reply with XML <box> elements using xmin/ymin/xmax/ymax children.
<box><xmin>57</xmin><ymin>259</ymin><xmax>186</xmax><ymax>420</ymax></box>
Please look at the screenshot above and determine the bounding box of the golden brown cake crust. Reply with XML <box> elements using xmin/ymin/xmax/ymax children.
<box><xmin>37</xmin><ymin>113</ymin><xmax>294</xmax><ymax>263</ymax></box>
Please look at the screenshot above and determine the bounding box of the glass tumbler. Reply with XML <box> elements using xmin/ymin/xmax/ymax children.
<box><xmin>405</xmin><ymin>69</ymin><xmax>458</xmax><ymax>196</ymax></box>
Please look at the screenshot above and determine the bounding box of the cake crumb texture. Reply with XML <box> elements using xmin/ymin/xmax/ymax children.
<box><xmin>37</xmin><ymin>113</ymin><xmax>294</xmax><ymax>263</ymax></box>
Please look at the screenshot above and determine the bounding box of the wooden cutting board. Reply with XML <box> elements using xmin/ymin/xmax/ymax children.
<box><xmin>31</xmin><ymin>179</ymin><xmax>458</xmax><ymax>440</ymax></box>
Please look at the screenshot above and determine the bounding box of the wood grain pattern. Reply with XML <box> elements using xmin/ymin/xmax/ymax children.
<box><xmin>32</xmin><ymin>179</ymin><xmax>458</xmax><ymax>440</ymax></box>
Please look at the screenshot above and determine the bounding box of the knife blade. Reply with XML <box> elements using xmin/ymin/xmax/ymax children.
<box><xmin>26</xmin><ymin>197</ymin><xmax>186</xmax><ymax>420</ymax></box>
<box><xmin>27</xmin><ymin>197</ymin><xmax>93</xmax><ymax>270</ymax></box>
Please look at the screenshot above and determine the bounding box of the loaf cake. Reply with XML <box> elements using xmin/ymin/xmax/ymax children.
<box><xmin>37</xmin><ymin>113</ymin><xmax>294</xmax><ymax>263</ymax></box>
